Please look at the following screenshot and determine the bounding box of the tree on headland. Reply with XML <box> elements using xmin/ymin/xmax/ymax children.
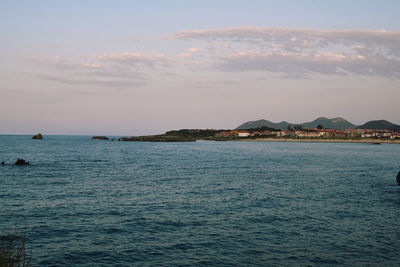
<box><xmin>317</xmin><ymin>124</ymin><xmax>324</xmax><ymax>129</ymax></box>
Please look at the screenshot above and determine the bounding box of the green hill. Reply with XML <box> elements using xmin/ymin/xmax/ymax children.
<box><xmin>236</xmin><ymin>117</ymin><xmax>356</xmax><ymax>130</ymax></box>
<box><xmin>302</xmin><ymin>117</ymin><xmax>356</xmax><ymax>130</ymax></box>
<box><xmin>235</xmin><ymin>119</ymin><xmax>290</xmax><ymax>130</ymax></box>
<box><xmin>357</xmin><ymin>120</ymin><xmax>400</xmax><ymax>131</ymax></box>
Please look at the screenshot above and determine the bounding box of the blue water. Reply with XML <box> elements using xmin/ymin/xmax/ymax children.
<box><xmin>1</xmin><ymin>135</ymin><xmax>400</xmax><ymax>266</ymax></box>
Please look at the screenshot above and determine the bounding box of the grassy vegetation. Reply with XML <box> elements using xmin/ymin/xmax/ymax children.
<box><xmin>0</xmin><ymin>227</ymin><xmax>31</xmax><ymax>267</ymax></box>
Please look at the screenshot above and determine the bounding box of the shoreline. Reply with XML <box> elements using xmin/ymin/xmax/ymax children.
<box><xmin>239</xmin><ymin>138</ymin><xmax>400</xmax><ymax>144</ymax></box>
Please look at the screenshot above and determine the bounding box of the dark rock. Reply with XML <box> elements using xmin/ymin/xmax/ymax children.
<box><xmin>32</xmin><ymin>133</ymin><xmax>43</xmax><ymax>139</ymax></box>
<box><xmin>121</xmin><ymin>135</ymin><xmax>196</xmax><ymax>142</ymax></box>
<box><xmin>397</xmin><ymin>171</ymin><xmax>400</xmax><ymax>186</ymax></box>
<box><xmin>1</xmin><ymin>161</ymin><xmax>5</xmax><ymax>165</ymax></box>
<box><xmin>15</xmin><ymin>158</ymin><xmax>29</xmax><ymax>166</ymax></box>
<box><xmin>91</xmin><ymin>136</ymin><xmax>109</xmax><ymax>140</ymax></box>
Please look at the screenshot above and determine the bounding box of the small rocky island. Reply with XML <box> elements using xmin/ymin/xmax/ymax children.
<box><xmin>15</xmin><ymin>158</ymin><xmax>30</xmax><ymax>166</ymax></box>
<box><xmin>32</xmin><ymin>133</ymin><xmax>43</xmax><ymax>139</ymax></box>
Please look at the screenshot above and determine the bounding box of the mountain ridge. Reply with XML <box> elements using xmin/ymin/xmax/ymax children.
<box><xmin>236</xmin><ymin>117</ymin><xmax>400</xmax><ymax>130</ymax></box>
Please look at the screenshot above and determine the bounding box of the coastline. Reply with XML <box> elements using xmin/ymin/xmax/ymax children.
<box><xmin>95</xmin><ymin>134</ymin><xmax>400</xmax><ymax>144</ymax></box>
<box><xmin>240</xmin><ymin>138</ymin><xmax>400</xmax><ymax>144</ymax></box>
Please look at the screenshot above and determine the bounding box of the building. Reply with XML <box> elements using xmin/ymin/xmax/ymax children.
<box><xmin>238</xmin><ymin>131</ymin><xmax>250</xmax><ymax>137</ymax></box>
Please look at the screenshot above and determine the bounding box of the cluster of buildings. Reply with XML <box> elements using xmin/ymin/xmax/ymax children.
<box><xmin>215</xmin><ymin>129</ymin><xmax>400</xmax><ymax>139</ymax></box>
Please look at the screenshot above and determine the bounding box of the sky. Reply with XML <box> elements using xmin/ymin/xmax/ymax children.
<box><xmin>1</xmin><ymin>0</ymin><xmax>399</xmax><ymax>135</ymax></box>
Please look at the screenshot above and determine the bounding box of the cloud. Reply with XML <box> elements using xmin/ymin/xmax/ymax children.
<box><xmin>39</xmin><ymin>74</ymin><xmax>142</xmax><ymax>88</ymax></box>
<box><xmin>188</xmin><ymin>47</ymin><xmax>201</xmax><ymax>53</ymax></box>
<box><xmin>218</xmin><ymin>51</ymin><xmax>400</xmax><ymax>78</ymax></box>
<box><xmin>171</xmin><ymin>27</ymin><xmax>400</xmax><ymax>78</ymax></box>
<box><xmin>30</xmin><ymin>56</ymin><xmax>94</xmax><ymax>70</ymax></box>
<box><xmin>176</xmin><ymin>53</ymin><xmax>193</xmax><ymax>59</ymax></box>
<box><xmin>31</xmin><ymin>52</ymin><xmax>171</xmax><ymax>87</ymax></box>
<box><xmin>96</xmin><ymin>52</ymin><xmax>169</xmax><ymax>68</ymax></box>
<box><xmin>32</xmin><ymin>52</ymin><xmax>169</xmax><ymax>70</ymax></box>
<box><xmin>31</xmin><ymin>27</ymin><xmax>400</xmax><ymax>85</ymax></box>
<box><xmin>172</xmin><ymin>27</ymin><xmax>400</xmax><ymax>53</ymax></box>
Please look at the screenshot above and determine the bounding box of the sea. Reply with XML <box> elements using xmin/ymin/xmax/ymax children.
<box><xmin>1</xmin><ymin>135</ymin><xmax>400</xmax><ymax>266</ymax></box>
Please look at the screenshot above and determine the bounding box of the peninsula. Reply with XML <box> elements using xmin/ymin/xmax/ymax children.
<box><xmin>116</xmin><ymin>128</ymin><xmax>400</xmax><ymax>144</ymax></box>
<box><xmin>95</xmin><ymin>117</ymin><xmax>400</xmax><ymax>143</ymax></box>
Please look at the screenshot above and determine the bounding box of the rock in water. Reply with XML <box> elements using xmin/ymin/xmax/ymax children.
<box><xmin>15</xmin><ymin>158</ymin><xmax>29</xmax><ymax>166</ymax></box>
<box><xmin>1</xmin><ymin>161</ymin><xmax>5</xmax><ymax>165</ymax></box>
<box><xmin>397</xmin><ymin>171</ymin><xmax>400</xmax><ymax>185</ymax></box>
<box><xmin>32</xmin><ymin>133</ymin><xmax>43</xmax><ymax>139</ymax></box>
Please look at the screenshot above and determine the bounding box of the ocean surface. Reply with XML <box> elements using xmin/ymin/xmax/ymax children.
<box><xmin>1</xmin><ymin>135</ymin><xmax>400</xmax><ymax>266</ymax></box>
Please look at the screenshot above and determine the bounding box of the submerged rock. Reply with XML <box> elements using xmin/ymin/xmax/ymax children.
<box><xmin>1</xmin><ymin>161</ymin><xmax>5</xmax><ymax>165</ymax></box>
<box><xmin>397</xmin><ymin>171</ymin><xmax>400</xmax><ymax>186</ymax></box>
<box><xmin>32</xmin><ymin>133</ymin><xmax>43</xmax><ymax>139</ymax></box>
<box><xmin>91</xmin><ymin>136</ymin><xmax>109</xmax><ymax>140</ymax></box>
<box><xmin>15</xmin><ymin>158</ymin><xmax>29</xmax><ymax>166</ymax></box>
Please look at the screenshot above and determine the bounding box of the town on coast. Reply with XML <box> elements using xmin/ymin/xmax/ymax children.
<box><xmin>92</xmin><ymin>127</ymin><xmax>400</xmax><ymax>143</ymax></box>
<box><xmin>217</xmin><ymin>128</ymin><xmax>400</xmax><ymax>140</ymax></box>
<box><xmin>90</xmin><ymin>117</ymin><xmax>400</xmax><ymax>143</ymax></box>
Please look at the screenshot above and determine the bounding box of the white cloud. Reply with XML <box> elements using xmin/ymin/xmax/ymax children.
<box><xmin>218</xmin><ymin>51</ymin><xmax>400</xmax><ymax>78</ymax></box>
<box><xmin>172</xmin><ymin>27</ymin><xmax>400</xmax><ymax>78</ymax></box>
<box><xmin>96</xmin><ymin>52</ymin><xmax>169</xmax><ymax>68</ymax></box>
<box><xmin>31</xmin><ymin>52</ymin><xmax>171</xmax><ymax>87</ymax></box>
<box><xmin>31</xmin><ymin>27</ymin><xmax>400</xmax><ymax>86</ymax></box>
<box><xmin>172</xmin><ymin>27</ymin><xmax>400</xmax><ymax>52</ymax></box>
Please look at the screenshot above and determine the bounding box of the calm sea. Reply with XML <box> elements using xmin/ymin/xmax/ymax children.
<box><xmin>1</xmin><ymin>135</ymin><xmax>400</xmax><ymax>266</ymax></box>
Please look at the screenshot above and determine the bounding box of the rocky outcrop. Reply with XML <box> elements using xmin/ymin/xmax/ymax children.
<box><xmin>397</xmin><ymin>171</ymin><xmax>400</xmax><ymax>186</ymax></box>
<box><xmin>32</xmin><ymin>133</ymin><xmax>43</xmax><ymax>139</ymax></box>
<box><xmin>15</xmin><ymin>158</ymin><xmax>29</xmax><ymax>166</ymax></box>
<box><xmin>91</xmin><ymin>136</ymin><xmax>109</xmax><ymax>140</ymax></box>
<box><xmin>121</xmin><ymin>135</ymin><xmax>196</xmax><ymax>142</ymax></box>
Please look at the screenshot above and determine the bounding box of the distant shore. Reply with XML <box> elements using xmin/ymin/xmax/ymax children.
<box><xmin>240</xmin><ymin>138</ymin><xmax>400</xmax><ymax>144</ymax></box>
<box><xmin>93</xmin><ymin>128</ymin><xmax>400</xmax><ymax>143</ymax></box>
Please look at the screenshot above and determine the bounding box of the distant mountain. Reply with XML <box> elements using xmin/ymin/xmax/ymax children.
<box><xmin>235</xmin><ymin>119</ymin><xmax>291</xmax><ymax>130</ymax></box>
<box><xmin>302</xmin><ymin>117</ymin><xmax>356</xmax><ymax>130</ymax></box>
<box><xmin>236</xmin><ymin>117</ymin><xmax>357</xmax><ymax>130</ymax></box>
<box><xmin>357</xmin><ymin>120</ymin><xmax>400</xmax><ymax>131</ymax></box>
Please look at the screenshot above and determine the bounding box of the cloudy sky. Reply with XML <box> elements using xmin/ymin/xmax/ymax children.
<box><xmin>1</xmin><ymin>0</ymin><xmax>399</xmax><ymax>135</ymax></box>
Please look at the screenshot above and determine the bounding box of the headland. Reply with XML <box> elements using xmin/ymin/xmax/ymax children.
<box><xmin>100</xmin><ymin>128</ymin><xmax>400</xmax><ymax>144</ymax></box>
